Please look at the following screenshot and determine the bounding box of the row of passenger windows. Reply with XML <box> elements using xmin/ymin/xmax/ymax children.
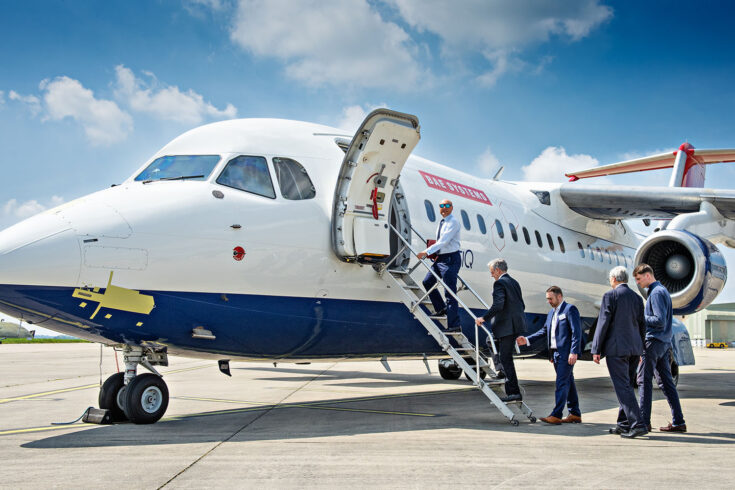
<box><xmin>135</xmin><ymin>154</ymin><xmax>316</xmax><ymax>201</ymax></box>
<box><xmin>424</xmin><ymin>199</ymin><xmax>633</xmax><ymax>263</ymax></box>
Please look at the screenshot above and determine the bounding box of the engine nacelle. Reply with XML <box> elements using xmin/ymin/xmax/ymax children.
<box><xmin>634</xmin><ymin>230</ymin><xmax>727</xmax><ymax>315</ymax></box>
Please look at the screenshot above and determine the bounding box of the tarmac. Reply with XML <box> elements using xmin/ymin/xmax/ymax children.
<box><xmin>0</xmin><ymin>343</ymin><xmax>733</xmax><ymax>489</ymax></box>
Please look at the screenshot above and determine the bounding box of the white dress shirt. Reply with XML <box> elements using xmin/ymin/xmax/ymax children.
<box><xmin>425</xmin><ymin>213</ymin><xmax>461</xmax><ymax>255</ymax></box>
<box><xmin>550</xmin><ymin>303</ymin><xmax>563</xmax><ymax>349</ymax></box>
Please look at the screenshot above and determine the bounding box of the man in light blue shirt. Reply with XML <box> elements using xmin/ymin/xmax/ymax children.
<box><xmin>417</xmin><ymin>199</ymin><xmax>462</xmax><ymax>331</ymax></box>
<box><xmin>633</xmin><ymin>263</ymin><xmax>686</xmax><ymax>433</ymax></box>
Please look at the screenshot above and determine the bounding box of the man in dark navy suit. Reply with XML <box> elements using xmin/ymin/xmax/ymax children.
<box><xmin>592</xmin><ymin>266</ymin><xmax>648</xmax><ymax>438</ymax></box>
<box><xmin>476</xmin><ymin>258</ymin><xmax>526</xmax><ymax>402</ymax></box>
<box><xmin>517</xmin><ymin>286</ymin><xmax>582</xmax><ymax>424</ymax></box>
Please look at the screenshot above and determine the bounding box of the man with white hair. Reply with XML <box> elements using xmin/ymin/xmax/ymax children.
<box><xmin>591</xmin><ymin>266</ymin><xmax>648</xmax><ymax>438</ymax></box>
<box><xmin>475</xmin><ymin>258</ymin><xmax>526</xmax><ymax>402</ymax></box>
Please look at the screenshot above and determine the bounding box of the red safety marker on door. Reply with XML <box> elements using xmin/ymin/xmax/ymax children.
<box><xmin>233</xmin><ymin>246</ymin><xmax>246</xmax><ymax>261</ymax></box>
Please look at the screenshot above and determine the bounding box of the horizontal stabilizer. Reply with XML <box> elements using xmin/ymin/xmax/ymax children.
<box><xmin>566</xmin><ymin>147</ymin><xmax>735</xmax><ymax>181</ymax></box>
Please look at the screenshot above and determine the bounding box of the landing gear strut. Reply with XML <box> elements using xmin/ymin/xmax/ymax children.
<box><xmin>99</xmin><ymin>345</ymin><xmax>169</xmax><ymax>424</ymax></box>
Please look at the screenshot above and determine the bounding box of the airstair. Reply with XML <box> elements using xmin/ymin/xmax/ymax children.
<box><xmin>331</xmin><ymin>108</ymin><xmax>534</xmax><ymax>424</ymax></box>
<box><xmin>378</xmin><ymin>223</ymin><xmax>536</xmax><ymax>426</ymax></box>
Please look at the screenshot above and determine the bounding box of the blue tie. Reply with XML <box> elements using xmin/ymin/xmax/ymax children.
<box><xmin>437</xmin><ymin>219</ymin><xmax>444</xmax><ymax>240</ymax></box>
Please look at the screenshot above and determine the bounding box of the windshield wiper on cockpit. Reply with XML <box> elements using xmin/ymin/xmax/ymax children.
<box><xmin>142</xmin><ymin>175</ymin><xmax>205</xmax><ymax>184</ymax></box>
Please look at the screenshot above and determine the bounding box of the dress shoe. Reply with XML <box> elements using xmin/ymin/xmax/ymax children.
<box><xmin>500</xmin><ymin>393</ymin><xmax>522</xmax><ymax>402</ymax></box>
<box><xmin>608</xmin><ymin>426</ymin><xmax>626</xmax><ymax>435</ymax></box>
<box><xmin>660</xmin><ymin>423</ymin><xmax>687</xmax><ymax>433</ymax></box>
<box><xmin>561</xmin><ymin>414</ymin><xmax>582</xmax><ymax>424</ymax></box>
<box><xmin>431</xmin><ymin>308</ymin><xmax>447</xmax><ymax>317</ymax></box>
<box><xmin>540</xmin><ymin>415</ymin><xmax>563</xmax><ymax>425</ymax></box>
<box><xmin>620</xmin><ymin>426</ymin><xmax>648</xmax><ymax>439</ymax></box>
<box><xmin>444</xmin><ymin>325</ymin><xmax>462</xmax><ymax>333</ymax></box>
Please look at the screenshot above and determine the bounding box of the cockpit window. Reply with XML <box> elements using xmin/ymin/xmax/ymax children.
<box><xmin>135</xmin><ymin>155</ymin><xmax>220</xmax><ymax>182</ymax></box>
<box><xmin>273</xmin><ymin>157</ymin><xmax>316</xmax><ymax>200</ymax></box>
<box><xmin>216</xmin><ymin>156</ymin><xmax>276</xmax><ymax>199</ymax></box>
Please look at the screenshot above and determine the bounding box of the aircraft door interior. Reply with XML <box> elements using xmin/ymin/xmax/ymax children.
<box><xmin>331</xmin><ymin>109</ymin><xmax>420</xmax><ymax>263</ymax></box>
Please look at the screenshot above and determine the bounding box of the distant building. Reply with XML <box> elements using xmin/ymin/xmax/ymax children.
<box><xmin>681</xmin><ymin>303</ymin><xmax>735</xmax><ymax>345</ymax></box>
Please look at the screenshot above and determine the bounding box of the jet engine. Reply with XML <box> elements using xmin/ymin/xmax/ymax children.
<box><xmin>634</xmin><ymin>230</ymin><xmax>727</xmax><ymax>315</ymax></box>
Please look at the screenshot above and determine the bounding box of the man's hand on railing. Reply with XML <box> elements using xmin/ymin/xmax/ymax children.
<box><xmin>474</xmin><ymin>317</ymin><xmax>485</xmax><ymax>327</ymax></box>
<box><xmin>417</xmin><ymin>251</ymin><xmax>427</xmax><ymax>259</ymax></box>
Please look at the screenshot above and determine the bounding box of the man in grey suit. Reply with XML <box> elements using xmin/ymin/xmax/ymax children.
<box><xmin>592</xmin><ymin>266</ymin><xmax>648</xmax><ymax>438</ymax></box>
<box><xmin>476</xmin><ymin>259</ymin><xmax>526</xmax><ymax>402</ymax></box>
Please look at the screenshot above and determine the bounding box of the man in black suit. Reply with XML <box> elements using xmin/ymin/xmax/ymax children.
<box><xmin>592</xmin><ymin>266</ymin><xmax>648</xmax><ymax>438</ymax></box>
<box><xmin>475</xmin><ymin>258</ymin><xmax>526</xmax><ymax>402</ymax></box>
<box><xmin>517</xmin><ymin>286</ymin><xmax>583</xmax><ymax>424</ymax></box>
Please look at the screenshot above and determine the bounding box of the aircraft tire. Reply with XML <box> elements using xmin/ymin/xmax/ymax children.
<box><xmin>463</xmin><ymin>368</ymin><xmax>487</xmax><ymax>381</ymax></box>
<box><xmin>438</xmin><ymin>361</ymin><xmax>462</xmax><ymax>380</ymax></box>
<box><xmin>99</xmin><ymin>372</ymin><xmax>128</xmax><ymax>422</ymax></box>
<box><xmin>124</xmin><ymin>373</ymin><xmax>169</xmax><ymax>424</ymax></box>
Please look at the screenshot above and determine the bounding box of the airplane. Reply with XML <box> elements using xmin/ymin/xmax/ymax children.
<box><xmin>0</xmin><ymin>109</ymin><xmax>732</xmax><ymax>424</ymax></box>
<box><xmin>0</xmin><ymin>318</ymin><xmax>35</xmax><ymax>342</ymax></box>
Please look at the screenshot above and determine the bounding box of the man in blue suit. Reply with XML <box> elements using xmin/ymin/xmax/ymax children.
<box><xmin>592</xmin><ymin>266</ymin><xmax>648</xmax><ymax>439</ymax></box>
<box><xmin>517</xmin><ymin>286</ymin><xmax>582</xmax><ymax>424</ymax></box>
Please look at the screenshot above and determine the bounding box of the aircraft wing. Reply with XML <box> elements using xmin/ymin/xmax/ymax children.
<box><xmin>558</xmin><ymin>184</ymin><xmax>735</xmax><ymax>220</ymax></box>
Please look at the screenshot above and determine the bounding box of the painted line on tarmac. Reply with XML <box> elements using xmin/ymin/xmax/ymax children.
<box><xmin>0</xmin><ymin>424</ymin><xmax>91</xmax><ymax>436</ymax></box>
<box><xmin>0</xmin><ymin>365</ymin><xmax>210</xmax><ymax>405</ymax></box>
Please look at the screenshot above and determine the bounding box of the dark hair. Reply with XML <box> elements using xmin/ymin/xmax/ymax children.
<box><xmin>633</xmin><ymin>263</ymin><xmax>654</xmax><ymax>276</ymax></box>
<box><xmin>546</xmin><ymin>285</ymin><xmax>563</xmax><ymax>296</ymax></box>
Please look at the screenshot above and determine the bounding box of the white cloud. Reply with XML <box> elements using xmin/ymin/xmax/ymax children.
<box><xmin>40</xmin><ymin>76</ymin><xmax>132</xmax><ymax>145</ymax></box>
<box><xmin>114</xmin><ymin>65</ymin><xmax>237</xmax><ymax>124</ymax></box>
<box><xmin>229</xmin><ymin>0</ymin><xmax>423</xmax><ymax>89</ymax></box>
<box><xmin>8</xmin><ymin>90</ymin><xmax>42</xmax><ymax>116</ymax></box>
<box><xmin>521</xmin><ymin>146</ymin><xmax>599</xmax><ymax>182</ymax></box>
<box><xmin>187</xmin><ymin>0</ymin><xmax>225</xmax><ymax>10</ymax></box>
<box><xmin>476</xmin><ymin>147</ymin><xmax>501</xmax><ymax>176</ymax></box>
<box><xmin>2</xmin><ymin>195</ymin><xmax>63</xmax><ymax>221</ymax></box>
<box><xmin>335</xmin><ymin>103</ymin><xmax>388</xmax><ymax>132</ymax></box>
<box><xmin>0</xmin><ymin>90</ymin><xmax>4</xmax><ymax>105</ymax></box>
<box><xmin>388</xmin><ymin>0</ymin><xmax>612</xmax><ymax>86</ymax></box>
<box><xmin>387</xmin><ymin>0</ymin><xmax>612</xmax><ymax>50</ymax></box>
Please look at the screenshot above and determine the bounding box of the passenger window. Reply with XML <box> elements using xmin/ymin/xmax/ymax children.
<box><xmin>495</xmin><ymin>219</ymin><xmax>504</xmax><ymax>239</ymax></box>
<box><xmin>509</xmin><ymin>223</ymin><xmax>518</xmax><ymax>242</ymax></box>
<box><xmin>596</xmin><ymin>247</ymin><xmax>603</xmax><ymax>262</ymax></box>
<box><xmin>460</xmin><ymin>210</ymin><xmax>471</xmax><ymax>230</ymax></box>
<box><xmin>135</xmin><ymin>155</ymin><xmax>220</xmax><ymax>182</ymax></box>
<box><xmin>614</xmin><ymin>251</ymin><xmax>620</xmax><ymax>266</ymax></box>
<box><xmin>535</xmin><ymin>230</ymin><xmax>543</xmax><ymax>248</ymax></box>
<box><xmin>546</xmin><ymin>233</ymin><xmax>554</xmax><ymax>250</ymax></box>
<box><xmin>587</xmin><ymin>245</ymin><xmax>593</xmax><ymax>260</ymax></box>
<box><xmin>217</xmin><ymin>155</ymin><xmax>275</xmax><ymax>198</ymax></box>
<box><xmin>477</xmin><ymin>214</ymin><xmax>487</xmax><ymax>234</ymax></box>
<box><xmin>604</xmin><ymin>250</ymin><xmax>611</xmax><ymax>264</ymax></box>
<box><xmin>424</xmin><ymin>200</ymin><xmax>436</xmax><ymax>222</ymax></box>
<box><xmin>578</xmin><ymin>242</ymin><xmax>584</xmax><ymax>258</ymax></box>
<box><xmin>272</xmin><ymin>157</ymin><xmax>315</xmax><ymax>200</ymax></box>
<box><xmin>523</xmin><ymin>227</ymin><xmax>531</xmax><ymax>245</ymax></box>
<box><xmin>558</xmin><ymin>237</ymin><xmax>565</xmax><ymax>253</ymax></box>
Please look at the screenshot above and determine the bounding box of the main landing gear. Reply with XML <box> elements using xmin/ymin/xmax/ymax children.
<box><xmin>98</xmin><ymin>346</ymin><xmax>170</xmax><ymax>424</ymax></box>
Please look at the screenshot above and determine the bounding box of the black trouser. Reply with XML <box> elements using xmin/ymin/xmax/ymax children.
<box><xmin>498</xmin><ymin>335</ymin><xmax>520</xmax><ymax>395</ymax></box>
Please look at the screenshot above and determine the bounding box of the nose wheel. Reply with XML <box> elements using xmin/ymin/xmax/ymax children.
<box><xmin>123</xmin><ymin>373</ymin><xmax>169</xmax><ymax>424</ymax></box>
<box><xmin>98</xmin><ymin>372</ymin><xmax>128</xmax><ymax>422</ymax></box>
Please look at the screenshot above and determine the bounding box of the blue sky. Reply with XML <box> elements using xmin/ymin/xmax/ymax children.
<box><xmin>1</xmin><ymin>0</ymin><xmax>735</xmax><ymax>330</ymax></box>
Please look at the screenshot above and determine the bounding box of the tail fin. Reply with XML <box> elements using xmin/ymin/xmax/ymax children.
<box><xmin>565</xmin><ymin>142</ymin><xmax>735</xmax><ymax>188</ymax></box>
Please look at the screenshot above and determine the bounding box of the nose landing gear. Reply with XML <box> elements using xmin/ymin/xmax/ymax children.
<box><xmin>98</xmin><ymin>345</ymin><xmax>170</xmax><ymax>424</ymax></box>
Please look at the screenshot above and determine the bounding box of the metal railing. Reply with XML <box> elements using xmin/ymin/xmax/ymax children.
<box><xmin>383</xmin><ymin>222</ymin><xmax>507</xmax><ymax>384</ymax></box>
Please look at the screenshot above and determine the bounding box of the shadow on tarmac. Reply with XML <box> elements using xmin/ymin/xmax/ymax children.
<box><xmin>19</xmin><ymin>371</ymin><xmax>735</xmax><ymax>449</ymax></box>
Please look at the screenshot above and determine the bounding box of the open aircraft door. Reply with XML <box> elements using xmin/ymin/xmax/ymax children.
<box><xmin>332</xmin><ymin>109</ymin><xmax>420</xmax><ymax>263</ymax></box>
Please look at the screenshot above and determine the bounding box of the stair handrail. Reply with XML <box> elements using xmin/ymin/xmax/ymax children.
<box><xmin>386</xmin><ymin>223</ymin><xmax>494</xmax><ymax>383</ymax></box>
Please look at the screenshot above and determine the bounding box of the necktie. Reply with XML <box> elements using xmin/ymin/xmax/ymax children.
<box><xmin>437</xmin><ymin>219</ymin><xmax>444</xmax><ymax>240</ymax></box>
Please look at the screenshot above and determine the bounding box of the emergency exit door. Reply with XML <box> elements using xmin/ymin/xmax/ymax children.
<box><xmin>331</xmin><ymin>109</ymin><xmax>420</xmax><ymax>262</ymax></box>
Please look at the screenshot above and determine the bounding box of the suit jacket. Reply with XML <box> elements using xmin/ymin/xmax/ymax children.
<box><xmin>482</xmin><ymin>273</ymin><xmax>526</xmax><ymax>338</ymax></box>
<box><xmin>525</xmin><ymin>301</ymin><xmax>582</xmax><ymax>356</ymax></box>
<box><xmin>591</xmin><ymin>284</ymin><xmax>645</xmax><ymax>358</ymax></box>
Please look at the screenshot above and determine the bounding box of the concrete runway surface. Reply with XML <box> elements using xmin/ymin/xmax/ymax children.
<box><xmin>0</xmin><ymin>343</ymin><xmax>733</xmax><ymax>488</ymax></box>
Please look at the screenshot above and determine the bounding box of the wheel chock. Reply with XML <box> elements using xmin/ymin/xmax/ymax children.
<box><xmin>82</xmin><ymin>408</ymin><xmax>113</xmax><ymax>425</ymax></box>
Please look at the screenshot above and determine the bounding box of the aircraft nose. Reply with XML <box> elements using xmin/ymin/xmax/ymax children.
<box><xmin>0</xmin><ymin>211</ymin><xmax>81</xmax><ymax>287</ymax></box>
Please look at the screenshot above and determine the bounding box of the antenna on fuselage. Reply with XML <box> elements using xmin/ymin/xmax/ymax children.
<box><xmin>492</xmin><ymin>166</ymin><xmax>505</xmax><ymax>180</ymax></box>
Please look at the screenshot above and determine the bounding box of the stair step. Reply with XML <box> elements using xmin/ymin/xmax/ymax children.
<box><xmin>428</xmin><ymin>315</ymin><xmax>447</xmax><ymax>320</ymax></box>
<box><xmin>388</xmin><ymin>269</ymin><xmax>409</xmax><ymax>275</ymax></box>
